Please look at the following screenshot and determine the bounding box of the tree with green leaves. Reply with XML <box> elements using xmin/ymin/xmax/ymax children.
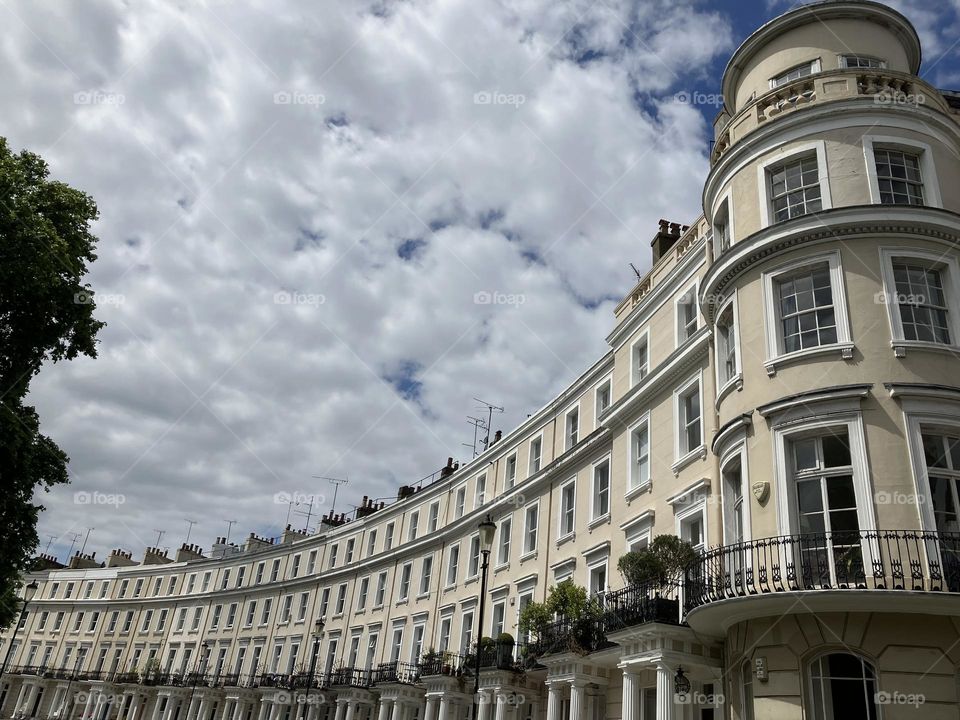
<box><xmin>617</xmin><ymin>534</ymin><xmax>698</xmax><ymax>588</ymax></box>
<box><xmin>0</xmin><ymin>137</ymin><xmax>104</xmax><ymax>628</ymax></box>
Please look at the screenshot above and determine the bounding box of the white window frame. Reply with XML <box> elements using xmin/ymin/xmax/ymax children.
<box><xmin>757</xmin><ymin>140</ymin><xmax>832</xmax><ymax>228</ymax></box>
<box><xmin>454</xmin><ymin>486</ymin><xmax>466</xmax><ymax>519</ymax></box>
<box><xmin>504</xmin><ymin>453</ymin><xmax>518</xmax><ymax>490</ymax></box>
<box><xmin>528</xmin><ymin>433</ymin><xmax>544</xmax><ymax>476</ymax></box>
<box><xmin>446</xmin><ymin>543</ymin><xmax>460</xmax><ymax>588</ymax></box>
<box><xmin>862</xmin><ymin>135</ymin><xmax>941</xmax><ymax>208</ymax></box>
<box><xmin>474</xmin><ymin>474</ymin><xmax>486</xmax><ymax>509</ymax></box>
<box><xmin>497</xmin><ymin>514</ymin><xmax>512</xmax><ymax>567</ymax></box>
<box><xmin>420</xmin><ymin>555</ymin><xmax>433</xmax><ymax>596</ymax></box>
<box><xmin>715</xmin><ymin>290</ymin><xmax>743</xmax><ymax>401</ymax></box>
<box><xmin>408</xmin><ymin>510</ymin><xmax>420</xmax><ymax>541</ymax></box>
<box><xmin>838</xmin><ymin>54</ymin><xmax>886</xmax><ymax>69</ymax></box>
<box><xmin>772</xmin><ymin>414</ymin><xmax>876</xmax><ymax>538</ymax></box>
<box><xmin>904</xmin><ymin>411</ymin><xmax>960</xmax><ymax>534</ymax></box>
<box><xmin>428</xmin><ymin>501</ymin><xmax>440</xmax><ymax>532</ymax></box>
<box><xmin>673</xmin><ymin>372</ymin><xmax>705</xmax><ymax>470</ymax></box>
<box><xmin>712</xmin><ymin>191</ymin><xmax>734</xmax><ymax>257</ymax></box>
<box><xmin>564</xmin><ymin>403</ymin><xmax>580</xmax><ymax>451</ymax></box>
<box><xmin>594</xmin><ymin>376</ymin><xmax>612</xmax><ymax>424</ymax></box>
<box><xmin>522</xmin><ymin>500</ymin><xmax>539</xmax><ymax>556</ymax></box>
<box><xmin>590</xmin><ymin>456</ymin><xmax>611</xmax><ymax>523</ymax></box>
<box><xmin>879</xmin><ymin>247</ymin><xmax>960</xmax><ymax>354</ymax></box>
<box><xmin>587</xmin><ymin>558</ymin><xmax>609</xmax><ymax>597</ymax></box>
<box><xmin>557</xmin><ymin>477</ymin><xmax>577</xmax><ymax>541</ymax></box>
<box><xmin>769</xmin><ymin>58</ymin><xmax>821</xmax><ymax>89</ymax></box>
<box><xmin>626</xmin><ymin>412</ymin><xmax>652</xmax><ymax>498</ymax></box>
<box><xmin>675</xmin><ymin>497</ymin><xmax>707</xmax><ymax>554</ymax></box>
<box><xmin>630</xmin><ymin>330</ymin><xmax>650</xmax><ymax>387</ymax></box>
<box><xmin>761</xmin><ymin>250</ymin><xmax>853</xmax><ymax>374</ymax></box>
<box><xmin>720</xmin><ymin>443</ymin><xmax>752</xmax><ymax>546</ymax></box>
<box><xmin>674</xmin><ymin>281</ymin><xmax>700</xmax><ymax>347</ymax></box>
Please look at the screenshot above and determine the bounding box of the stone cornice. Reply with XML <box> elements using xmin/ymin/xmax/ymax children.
<box><xmin>699</xmin><ymin>206</ymin><xmax>960</xmax><ymax>323</ymax></box>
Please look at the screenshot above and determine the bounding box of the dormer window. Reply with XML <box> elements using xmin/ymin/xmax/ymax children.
<box><xmin>840</xmin><ymin>54</ymin><xmax>885</xmax><ymax>69</ymax></box>
<box><xmin>770</xmin><ymin>59</ymin><xmax>820</xmax><ymax>88</ymax></box>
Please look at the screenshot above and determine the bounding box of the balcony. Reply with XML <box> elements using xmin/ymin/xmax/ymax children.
<box><xmin>419</xmin><ymin>651</ymin><xmax>467</xmax><ymax>678</ymax></box>
<box><xmin>684</xmin><ymin>529</ymin><xmax>960</xmax><ymax>634</ymax></box>
<box><xmin>710</xmin><ymin>69</ymin><xmax>953</xmax><ymax>166</ymax></box>
<box><xmin>328</xmin><ymin>667</ymin><xmax>372</xmax><ymax>688</ymax></box>
<box><xmin>370</xmin><ymin>661</ymin><xmax>420</xmax><ymax>685</ymax></box>
<box><xmin>602</xmin><ymin>581</ymin><xmax>683</xmax><ymax>632</ymax></box>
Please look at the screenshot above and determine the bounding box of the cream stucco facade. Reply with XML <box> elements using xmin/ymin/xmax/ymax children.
<box><xmin>3</xmin><ymin>2</ymin><xmax>960</xmax><ymax>720</ymax></box>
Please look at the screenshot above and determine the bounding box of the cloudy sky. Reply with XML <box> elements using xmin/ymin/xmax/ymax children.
<box><xmin>6</xmin><ymin>0</ymin><xmax>958</xmax><ymax>561</ymax></box>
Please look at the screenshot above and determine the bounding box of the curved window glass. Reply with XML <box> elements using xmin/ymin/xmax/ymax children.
<box><xmin>809</xmin><ymin>653</ymin><xmax>878</xmax><ymax>720</ymax></box>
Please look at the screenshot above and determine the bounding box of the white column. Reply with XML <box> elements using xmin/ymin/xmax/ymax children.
<box><xmin>569</xmin><ymin>683</ymin><xmax>585</xmax><ymax>720</ymax></box>
<box><xmin>162</xmin><ymin>698</ymin><xmax>178</xmax><ymax>720</ymax></box>
<box><xmin>545</xmin><ymin>685</ymin><xmax>560</xmax><ymax>720</ymax></box>
<box><xmin>129</xmin><ymin>695</ymin><xmax>143</xmax><ymax>720</ymax></box>
<box><xmin>256</xmin><ymin>701</ymin><xmax>270</xmax><ymax>720</ymax></box>
<box><xmin>621</xmin><ymin>672</ymin><xmax>637</xmax><ymax>720</ymax></box>
<box><xmin>434</xmin><ymin>698</ymin><xmax>448</xmax><ymax>720</ymax></box>
<box><xmin>344</xmin><ymin>702</ymin><xmax>356</xmax><ymax>720</ymax></box>
<box><xmin>478</xmin><ymin>692</ymin><xmax>493</xmax><ymax>720</ymax></box>
<box><xmin>422</xmin><ymin>698</ymin><xmax>437</xmax><ymax>720</ymax></box>
<box><xmin>232</xmin><ymin>701</ymin><xmax>246</xmax><ymax>720</ymax></box>
<box><xmin>269</xmin><ymin>702</ymin><xmax>285</xmax><ymax>720</ymax></box>
<box><xmin>655</xmin><ymin>665</ymin><xmax>673</xmax><ymax>720</ymax></box>
<box><xmin>196</xmin><ymin>698</ymin><xmax>209</xmax><ymax>720</ymax></box>
<box><xmin>334</xmin><ymin>700</ymin><xmax>348</xmax><ymax>720</ymax></box>
<box><xmin>24</xmin><ymin>685</ymin><xmax>42</xmax><ymax>716</ymax></box>
<box><xmin>389</xmin><ymin>700</ymin><xmax>403</xmax><ymax>720</ymax></box>
<box><xmin>376</xmin><ymin>700</ymin><xmax>391</xmax><ymax>720</ymax></box>
<box><xmin>149</xmin><ymin>696</ymin><xmax>164</xmax><ymax>720</ymax></box>
<box><xmin>493</xmin><ymin>694</ymin><xmax>506</xmax><ymax>720</ymax></box>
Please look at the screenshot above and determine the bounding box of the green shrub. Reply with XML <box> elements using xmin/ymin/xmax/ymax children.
<box><xmin>618</xmin><ymin>534</ymin><xmax>698</xmax><ymax>587</ymax></box>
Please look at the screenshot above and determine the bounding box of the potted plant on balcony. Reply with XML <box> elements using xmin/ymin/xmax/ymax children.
<box><xmin>495</xmin><ymin>633</ymin><xmax>515</xmax><ymax>669</ymax></box>
<box><xmin>617</xmin><ymin>535</ymin><xmax>697</xmax><ymax>622</ymax></box>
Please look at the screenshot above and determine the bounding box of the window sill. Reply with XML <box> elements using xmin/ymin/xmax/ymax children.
<box><xmin>519</xmin><ymin>550</ymin><xmax>537</xmax><ymax>563</ymax></box>
<box><xmin>672</xmin><ymin>445</ymin><xmax>707</xmax><ymax>475</ymax></box>
<box><xmin>891</xmin><ymin>340</ymin><xmax>960</xmax><ymax>358</ymax></box>
<box><xmin>494</xmin><ymin>562</ymin><xmax>510</xmax><ymax>574</ymax></box>
<box><xmin>416</xmin><ymin>592</ymin><xmax>431</xmax><ymax>601</ymax></box>
<box><xmin>715</xmin><ymin>374</ymin><xmax>743</xmax><ymax>408</ymax></box>
<box><xmin>624</xmin><ymin>483</ymin><xmax>651</xmax><ymax>503</ymax></box>
<box><xmin>394</xmin><ymin>600</ymin><xmax>408</xmax><ymax>608</ymax></box>
<box><xmin>764</xmin><ymin>342</ymin><xmax>854</xmax><ymax>376</ymax></box>
<box><xmin>443</xmin><ymin>584</ymin><xmax>457</xmax><ymax>593</ymax></box>
<box><xmin>465</xmin><ymin>576</ymin><xmax>479</xmax><ymax>586</ymax></box>
<box><xmin>587</xmin><ymin>514</ymin><xmax>611</xmax><ymax>531</ymax></box>
<box><xmin>354</xmin><ymin>609</ymin><xmax>366</xmax><ymax>616</ymax></box>
<box><xmin>556</xmin><ymin>531</ymin><xmax>576</xmax><ymax>547</ymax></box>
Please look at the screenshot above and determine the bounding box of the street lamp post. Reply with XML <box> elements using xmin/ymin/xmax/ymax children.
<box><xmin>298</xmin><ymin>618</ymin><xmax>325</xmax><ymax>720</ymax></box>
<box><xmin>0</xmin><ymin>581</ymin><xmax>39</xmax><ymax>681</ymax></box>
<box><xmin>471</xmin><ymin>515</ymin><xmax>497</xmax><ymax>720</ymax></box>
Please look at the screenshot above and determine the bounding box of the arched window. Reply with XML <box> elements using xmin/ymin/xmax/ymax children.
<box><xmin>809</xmin><ymin>653</ymin><xmax>879</xmax><ymax>720</ymax></box>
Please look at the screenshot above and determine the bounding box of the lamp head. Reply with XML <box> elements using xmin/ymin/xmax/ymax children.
<box><xmin>478</xmin><ymin>514</ymin><xmax>497</xmax><ymax>554</ymax></box>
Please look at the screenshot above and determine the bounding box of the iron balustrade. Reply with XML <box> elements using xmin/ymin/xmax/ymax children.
<box><xmin>684</xmin><ymin>529</ymin><xmax>960</xmax><ymax>612</ymax></box>
<box><xmin>419</xmin><ymin>651</ymin><xmax>466</xmax><ymax>678</ymax></box>
<box><xmin>602</xmin><ymin>581</ymin><xmax>683</xmax><ymax>632</ymax></box>
<box><xmin>371</xmin><ymin>661</ymin><xmax>420</xmax><ymax>685</ymax></box>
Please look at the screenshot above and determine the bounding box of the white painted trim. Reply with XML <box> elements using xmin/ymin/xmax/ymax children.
<box><xmin>760</xmin><ymin>250</ymin><xmax>853</xmax><ymax>375</ymax></box>
<box><xmin>768</xmin><ymin>58</ymin><xmax>821</xmax><ymax>89</ymax></box>
<box><xmin>674</xmin><ymin>494</ymin><xmax>708</xmax><ymax>553</ymax></box>
<box><xmin>771</xmin><ymin>413</ymin><xmax>876</xmax><ymax>538</ymax></box>
<box><xmin>563</xmin><ymin>400</ymin><xmax>582</xmax><ymax>452</ymax></box>
<box><xmin>862</xmin><ymin>135</ymin><xmax>942</xmax><ymax>208</ymax></box>
<box><xmin>527</xmin><ymin>431</ymin><xmax>545</xmax><ymax>478</ymax></box>
<box><xmin>674</xmin><ymin>279</ymin><xmax>701</xmax><ymax>348</ymax></box>
<box><xmin>522</xmin><ymin>498</ymin><xmax>540</xmax><ymax>555</ymax></box>
<box><xmin>711</xmin><ymin>189</ymin><xmax>735</xmax><ymax>257</ymax></box>
<box><xmin>837</xmin><ymin>54</ymin><xmax>886</xmax><ymax>69</ymax></box>
<box><xmin>594</xmin><ymin>373</ymin><xmax>613</xmax><ymax>427</ymax></box>
<box><xmin>756</xmin><ymin>139</ymin><xmax>832</xmax><ymax>229</ymax></box>
<box><xmin>878</xmin><ymin>246</ymin><xmax>960</xmax><ymax>355</ymax></box>
<box><xmin>719</xmin><ymin>443</ymin><xmax>752</xmax><ymax>545</ymax></box>
<box><xmin>557</xmin><ymin>476</ymin><xmax>577</xmax><ymax>541</ymax></box>
<box><xmin>629</xmin><ymin>329</ymin><xmax>651</xmax><ymax>388</ymax></box>
<box><xmin>589</xmin><ymin>453</ymin><xmax>612</xmax><ymax>522</ymax></box>
<box><xmin>672</xmin><ymin>370</ymin><xmax>706</xmax><ymax>466</ymax></box>
<box><xmin>625</xmin><ymin>411</ymin><xmax>652</xmax><ymax>495</ymax></box>
<box><xmin>714</xmin><ymin>289</ymin><xmax>743</xmax><ymax>404</ymax></box>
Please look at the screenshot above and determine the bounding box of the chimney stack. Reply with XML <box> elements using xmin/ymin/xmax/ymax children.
<box><xmin>651</xmin><ymin>219</ymin><xmax>689</xmax><ymax>264</ymax></box>
<box><xmin>176</xmin><ymin>543</ymin><xmax>206</xmax><ymax>562</ymax></box>
<box><xmin>142</xmin><ymin>547</ymin><xmax>173</xmax><ymax>565</ymax></box>
<box><xmin>107</xmin><ymin>549</ymin><xmax>138</xmax><ymax>568</ymax></box>
<box><xmin>68</xmin><ymin>551</ymin><xmax>102</xmax><ymax>570</ymax></box>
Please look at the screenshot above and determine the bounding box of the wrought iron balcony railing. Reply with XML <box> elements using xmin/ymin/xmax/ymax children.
<box><xmin>371</xmin><ymin>661</ymin><xmax>419</xmax><ymax>685</ymax></box>
<box><xmin>419</xmin><ymin>651</ymin><xmax>466</xmax><ymax>678</ymax></box>
<box><xmin>684</xmin><ymin>529</ymin><xmax>960</xmax><ymax>612</ymax></box>
<box><xmin>602</xmin><ymin>580</ymin><xmax>683</xmax><ymax>632</ymax></box>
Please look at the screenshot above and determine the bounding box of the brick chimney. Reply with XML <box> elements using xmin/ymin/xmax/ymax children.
<box><xmin>244</xmin><ymin>533</ymin><xmax>275</xmax><ymax>553</ymax></box>
<box><xmin>32</xmin><ymin>553</ymin><xmax>66</xmax><ymax>571</ymax></box>
<box><xmin>68</xmin><ymin>551</ymin><xmax>102</xmax><ymax>570</ymax></box>
<box><xmin>142</xmin><ymin>547</ymin><xmax>173</xmax><ymax>565</ymax></box>
<box><xmin>107</xmin><ymin>549</ymin><xmax>138</xmax><ymax>567</ymax></box>
<box><xmin>651</xmin><ymin>219</ymin><xmax>689</xmax><ymax>264</ymax></box>
<box><xmin>281</xmin><ymin>525</ymin><xmax>309</xmax><ymax>544</ymax></box>
<box><xmin>175</xmin><ymin>543</ymin><xmax>206</xmax><ymax>562</ymax></box>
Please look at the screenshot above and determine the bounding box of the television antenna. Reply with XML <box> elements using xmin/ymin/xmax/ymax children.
<box><xmin>184</xmin><ymin>519</ymin><xmax>197</xmax><ymax>544</ymax></box>
<box><xmin>312</xmin><ymin>476</ymin><xmax>350</xmax><ymax>518</ymax></box>
<box><xmin>473</xmin><ymin>397</ymin><xmax>504</xmax><ymax>451</ymax></box>
<box><xmin>464</xmin><ymin>416</ymin><xmax>487</xmax><ymax>458</ymax></box>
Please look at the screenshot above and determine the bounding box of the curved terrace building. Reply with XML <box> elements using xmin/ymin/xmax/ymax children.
<box><xmin>4</xmin><ymin>2</ymin><xmax>960</xmax><ymax>720</ymax></box>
